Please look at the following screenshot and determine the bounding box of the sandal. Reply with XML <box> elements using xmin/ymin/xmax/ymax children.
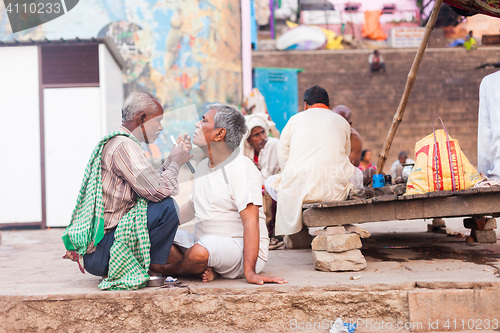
<box><xmin>269</xmin><ymin>237</ymin><xmax>285</xmax><ymax>250</ymax></box>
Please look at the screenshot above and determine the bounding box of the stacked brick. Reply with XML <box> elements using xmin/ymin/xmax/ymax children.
<box><xmin>464</xmin><ymin>217</ymin><xmax>497</xmax><ymax>243</ymax></box>
<box><xmin>311</xmin><ymin>225</ymin><xmax>371</xmax><ymax>272</ymax></box>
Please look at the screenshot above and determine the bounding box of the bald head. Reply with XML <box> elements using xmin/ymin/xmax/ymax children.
<box><xmin>332</xmin><ymin>105</ymin><xmax>352</xmax><ymax>125</ymax></box>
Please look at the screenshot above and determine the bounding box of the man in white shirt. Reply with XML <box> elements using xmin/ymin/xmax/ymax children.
<box><xmin>163</xmin><ymin>104</ymin><xmax>287</xmax><ymax>285</ymax></box>
<box><xmin>390</xmin><ymin>151</ymin><xmax>414</xmax><ymax>180</ymax></box>
<box><xmin>266</xmin><ymin>86</ymin><xmax>359</xmax><ymax>238</ymax></box>
<box><xmin>478</xmin><ymin>70</ymin><xmax>500</xmax><ymax>180</ymax></box>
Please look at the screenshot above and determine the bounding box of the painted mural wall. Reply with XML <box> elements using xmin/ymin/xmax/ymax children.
<box><xmin>0</xmin><ymin>0</ymin><xmax>243</xmax><ymax>108</ymax></box>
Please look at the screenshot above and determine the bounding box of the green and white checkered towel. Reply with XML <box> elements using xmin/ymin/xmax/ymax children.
<box><xmin>62</xmin><ymin>131</ymin><xmax>151</xmax><ymax>290</ymax></box>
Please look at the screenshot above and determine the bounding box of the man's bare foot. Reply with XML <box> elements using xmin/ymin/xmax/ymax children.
<box><xmin>201</xmin><ymin>267</ymin><xmax>219</xmax><ymax>283</ymax></box>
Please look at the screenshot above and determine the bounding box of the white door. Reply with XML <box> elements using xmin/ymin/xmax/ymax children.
<box><xmin>44</xmin><ymin>87</ymin><xmax>102</xmax><ymax>227</ymax></box>
<box><xmin>0</xmin><ymin>46</ymin><xmax>42</xmax><ymax>225</ymax></box>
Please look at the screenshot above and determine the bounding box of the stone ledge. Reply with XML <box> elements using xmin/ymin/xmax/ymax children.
<box><xmin>3</xmin><ymin>280</ymin><xmax>499</xmax><ymax>303</ymax></box>
<box><xmin>3</xmin><ymin>286</ymin><xmax>500</xmax><ymax>332</ymax></box>
<box><xmin>409</xmin><ymin>289</ymin><xmax>500</xmax><ymax>332</ymax></box>
<box><xmin>0</xmin><ymin>289</ymin><xmax>410</xmax><ymax>332</ymax></box>
<box><xmin>415</xmin><ymin>281</ymin><xmax>500</xmax><ymax>290</ymax></box>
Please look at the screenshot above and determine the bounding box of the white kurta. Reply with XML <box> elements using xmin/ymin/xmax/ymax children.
<box><xmin>272</xmin><ymin>108</ymin><xmax>355</xmax><ymax>235</ymax></box>
<box><xmin>478</xmin><ymin>70</ymin><xmax>500</xmax><ymax>180</ymax></box>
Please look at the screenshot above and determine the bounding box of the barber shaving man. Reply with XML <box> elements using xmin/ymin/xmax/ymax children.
<box><xmin>62</xmin><ymin>92</ymin><xmax>192</xmax><ymax>290</ymax></box>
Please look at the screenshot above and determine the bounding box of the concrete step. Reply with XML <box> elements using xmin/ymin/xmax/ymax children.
<box><xmin>2</xmin><ymin>282</ymin><xmax>500</xmax><ymax>332</ymax></box>
<box><xmin>1</xmin><ymin>220</ymin><xmax>499</xmax><ymax>332</ymax></box>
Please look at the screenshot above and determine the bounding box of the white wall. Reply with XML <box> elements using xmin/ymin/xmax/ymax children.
<box><xmin>44</xmin><ymin>87</ymin><xmax>102</xmax><ymax>227</ymax></box>
<box><xmin>337</xmin><ymin>0</ymin><xmax>417</xmax><ymax>11</ymax></box>
<box><xmin>99</xmin><ymin>44</ymin><xmax>123</xmax><ymax>133</ymax></box>
<box><xmin>328</xmin><ymin>0</ymin><xmax>419</xmax><ymax>24</ymax></box>
<box><xmin>0</xmin><ymin>46</ymin><xmax>42</xmax><ymax>224</ymax></box>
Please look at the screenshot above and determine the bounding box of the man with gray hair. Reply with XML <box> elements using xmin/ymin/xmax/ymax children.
<box><xmin>162</xmin><ymin>104</ymin><xmax>287</xmax><ymax>285</ymax></box>
<box><xmin>63</xmin><ymin>91</ymin><xmax>192</xmax><ymax>290</ymax></box>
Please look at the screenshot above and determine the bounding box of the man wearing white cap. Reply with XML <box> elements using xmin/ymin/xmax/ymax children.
<box><xmin>241</xmin><ymin>113</ymin><xmax>280</xmax><ymax>180</ymax></box>
<box><xmin>241</xmin><ymin>113</ymin><xmax>281</xmax><ymax>247</ymax></box>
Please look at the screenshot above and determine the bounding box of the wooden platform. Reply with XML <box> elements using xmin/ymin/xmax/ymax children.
<box><xmin>303</xmin><ymin>187</ymin><xmax>500</xmax><ymax>227</ymax></box>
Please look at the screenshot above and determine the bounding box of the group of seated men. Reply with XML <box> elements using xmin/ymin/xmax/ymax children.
<box><xmin>62</xmin><ymin>85</ymin><xmax>369</xmax><ymax>289</ymax></box>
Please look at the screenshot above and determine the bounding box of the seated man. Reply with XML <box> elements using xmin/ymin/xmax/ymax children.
<box><xmin>368</xmin><ymin>50</ymin><xmax>386</xmax><ymax>76</ymax></box>
<box><xmin>62</xmin><ymin>92</ymin><xmax>192</xmax><ymax>290</ymax></box>
<box><xmin>390</xmin><ymin>151</ymin><xmax>414</xmax><ymax>180</ymax></box>
<box><xmin>241</xmin><ymin>113</ymin><xmax>281</xmax><ymax>246</ymax></box>
<box><xmin>265</xmin><ymin>86</ymin><xmax>360</xmax><ymax>241</ymax></box>
<box><xmin>163</xmin><ymin>104</ymin><xmax>287</xmax><ymax>285</ymax></box>
<box><xmin>332</xmin><ymin>105</ymin><xmax>363</xmax><ymax>167</ymax></box>
<box><xmin>478</xmin><ymin>70</ymin><xmax>500</xmax><ymax>180</ymax></box>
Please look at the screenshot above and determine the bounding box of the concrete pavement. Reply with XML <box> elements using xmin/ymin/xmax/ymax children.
<box><xmin>1</xmin><ymin>218</ymin><xmax>499</xmax><ymax>332</ymax></box>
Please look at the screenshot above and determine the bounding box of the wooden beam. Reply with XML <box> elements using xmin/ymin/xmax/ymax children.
<box><xmin>303</xmin><ymin>192</ymin><xmax>500</xmax><ymax>227</ymax></box>
<box><xmin>376</xmin><ymin>0</ymin><xmax>444</xmax><ymax>173</ymax></box>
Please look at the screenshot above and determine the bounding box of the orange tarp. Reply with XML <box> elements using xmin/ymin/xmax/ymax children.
<box><xmin>361</xmin><ymin>10</ymin><xmax>387</xmax><ymax>41</ymax></box>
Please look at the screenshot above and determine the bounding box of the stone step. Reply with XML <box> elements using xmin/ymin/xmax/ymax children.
<box><xmin>3</xmin><ymin>284</ymin><xmax>500</xmax><ymax>332</ymax></box>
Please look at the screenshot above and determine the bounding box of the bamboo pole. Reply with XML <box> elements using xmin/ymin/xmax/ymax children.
<box><xmin>376</xmin><ymin>0</ymin><xmax>443</xmax><ymax>173</ymax></box>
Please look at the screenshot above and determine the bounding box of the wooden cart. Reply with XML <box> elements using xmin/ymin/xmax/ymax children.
<box><xmin>303</xmin><ymin>186</ymin><xmax>500</xmax><ymax>229</ymax></box>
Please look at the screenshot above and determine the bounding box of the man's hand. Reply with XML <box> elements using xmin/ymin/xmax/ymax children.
<box><xmin>241</xmin><ymin>204</ymin><xmax>288</xmax><ymax>285</ymax></box>
<box><xmin>245</xmin><ymin>270</ymin><xmax>288</xmax><ymax>285</ymax></box>
<box><xmin>168</xmin><ymin>134</ymin><xmax>192</xmax><ymax>166</ymax></box>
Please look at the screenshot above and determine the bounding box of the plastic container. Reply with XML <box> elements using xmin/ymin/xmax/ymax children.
<box><xmin>372</xmin><ymin>174</ymin><xmax>385</xmax><ymax>188</ymax></box>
